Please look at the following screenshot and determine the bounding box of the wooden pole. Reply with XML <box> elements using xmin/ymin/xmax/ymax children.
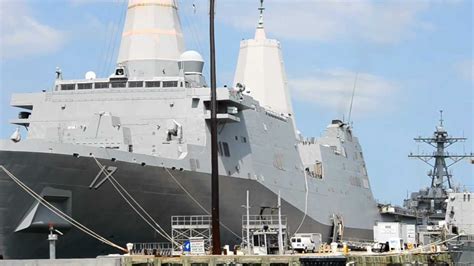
<box><xmin>209</xmin><ymin>0</ymin><xmax>221</xmax><ymax>255</ymax></box>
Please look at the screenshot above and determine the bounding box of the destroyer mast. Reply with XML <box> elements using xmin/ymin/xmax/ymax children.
<box><xmin>404</xmin><ymin>111</ymin><xmax>473</xmax><ymax>219</ymax></box>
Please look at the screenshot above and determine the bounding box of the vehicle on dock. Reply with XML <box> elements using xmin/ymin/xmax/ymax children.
<box><xmin>290</xmin><ymin>233</ymin><xmax>321</xmax><ymax>253</ymax></box>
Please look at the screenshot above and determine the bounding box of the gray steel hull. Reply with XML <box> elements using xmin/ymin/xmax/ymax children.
<box><xmin>448</xmin><ymin>235</ymin><xmax>474</xmax><ymax>265</ymax></box>
<box><xmin>0</xmin><ymin>151</ymin><xmax>371</xmax><ymax>259</ymax></box>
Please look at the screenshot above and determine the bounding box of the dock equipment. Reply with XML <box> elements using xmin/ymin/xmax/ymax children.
<box><xmin>241</xmin><ymin>214</ymin><xmax>288</xmax><ymax>255</ymax></box>
<box><xmin>171</xmin><ymin>215</ymin><xmax>212</xmax><ymax>254</ymax></box>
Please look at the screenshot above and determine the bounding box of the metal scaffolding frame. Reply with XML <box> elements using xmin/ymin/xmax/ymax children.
<box><xmin>171</xmin><ymin>215</ymin><xmax>212</xmax><ymax>252</ymax></box>
<box><xmin>241</xmin><ymin>214</ymin><xmax>288</xmax><ymax>254</ymax></box>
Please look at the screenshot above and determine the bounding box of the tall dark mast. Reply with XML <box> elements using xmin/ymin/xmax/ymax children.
<box><xmin>209</xmin><ymin>0</ymin><xmax>221</xmax><ymax>255</ymax></box>
<box><xmin>405</xmin><ymin>110</ymin><xmax>473</xmax><ymax>216</ymax></box>
<box><xmin>409</xmin><ymin>111</ymin><xmax>473</xmax><ymax>190</ymax></box>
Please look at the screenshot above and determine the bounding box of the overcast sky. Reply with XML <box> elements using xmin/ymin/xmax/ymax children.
<box><xmin>0</xmin><ymin>0</ymin><xmax>472</xmax><ymax>204</ymax></box>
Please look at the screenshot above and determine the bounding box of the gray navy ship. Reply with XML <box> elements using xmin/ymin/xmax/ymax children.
<box><xmin>0</xmin><ymin>0</ymin><xmax>383</xmax><ymax>258</ymax></box>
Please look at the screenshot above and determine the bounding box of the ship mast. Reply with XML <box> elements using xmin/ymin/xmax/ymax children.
<box><xmin>209</xmin><ymin>0</ymin><xmax>221</xmax><ymax>255</ymax></box>
<box><xmin>409</xmin><ymin>110</ymin><xmax>473</xmax><ymax>190</ymax></box>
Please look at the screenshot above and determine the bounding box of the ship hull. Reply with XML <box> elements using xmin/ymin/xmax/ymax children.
<box><xmin>0</xmin><ymin>151</ymin><xmax>371</xmax><ymax>259</ymax></box>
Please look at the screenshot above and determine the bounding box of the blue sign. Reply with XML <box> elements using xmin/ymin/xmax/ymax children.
<box><xmin>183</xmin><ymin>240</ymin><xmax>191</xmax><ymax>252</ymax></box>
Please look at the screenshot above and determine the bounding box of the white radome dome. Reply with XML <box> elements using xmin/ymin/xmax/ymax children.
<box><xmin>180</xmin><ymin>50</ymin><xmax>204</xmax><ymax>62</ymax></box>
<box><xmin>85</xmin><ymin>71</ymin><xmax>97</xmax><ymax>80</ymax></box>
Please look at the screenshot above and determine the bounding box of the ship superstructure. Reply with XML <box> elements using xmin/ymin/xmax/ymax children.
<box><xmin>0</xmin><ymin>0</ymin><xmax>382</xmax><ymax>259</ymax></box>
<box><xmin>404</xmin><ymin>111</ymin><xmax>473</xmax><ymax>221</ymax></box>
<box><xmin>233</xmin><ymin>0</ymin><xmax>293</xmax><ymax>117</ymax></box>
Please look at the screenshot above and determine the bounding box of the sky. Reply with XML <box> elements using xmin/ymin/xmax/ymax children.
<box><xmin>0</xmin><ymin>0</ymin><xmax>472</xmax><ymax>205</ymax></box>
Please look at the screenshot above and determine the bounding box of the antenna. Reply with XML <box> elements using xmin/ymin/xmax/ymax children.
<box><xmin>257</xmin><ymin>0</ymin><xmax>265</xmax><ymax>29</ymax></box>
<box><xmin>347</xmin><ymin>72</ymin><xmax>359</xmax><ymax>125</ymax></box>
<box><xmin>409</xmin><ymin>112</ymin><xmax>473</xmax><ymax>190</ymax></box>
<box><xmin>439</xmin><ymin>110</ymin><xmax>444</xmax><ymax>126</ymax></box>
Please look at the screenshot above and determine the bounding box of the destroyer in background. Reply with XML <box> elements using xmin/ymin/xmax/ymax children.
<box><xmin>404</xmin><ymin>112</ymin><xmax>473</xmax><ymax>263</ymax></box>
<box><xmin>0</xmin><ymin>0</ymin><xmax>382</xmax><ymax>259</ymax></box>
<box><xmin>404</xmin><ymin>111</ymin><xmax>472</xmax><ymax>225</ymax></box>
<box><xmin>377</xmin><ymin>112</ymin><xmax>473</xmax><ymax>263</ymax></box>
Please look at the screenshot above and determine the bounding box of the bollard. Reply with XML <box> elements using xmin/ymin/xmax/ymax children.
<box><xmin>343</xmin><ymin>242</ymin><xmax>350</xmax><ymax>255</ymax></box>
<box><xmin>48</xmin><ymin>232</ymin><xmax>58</xmax><ymax>259</ymax></box>
<box><xmin>366</xmin><ymin>245</ymin><xmax>372</xmax><ymax>253</ymax></box>
<box><xmin>126</xmin><ymin>243</ymin><xmax>134</xmax><ymax>255</ymax></box>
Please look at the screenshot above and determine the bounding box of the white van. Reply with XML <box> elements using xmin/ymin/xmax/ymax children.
<box><xmin>290</xmin><ymin>233</ymin><xmax>321</xmax><ymax>253</ymax></box>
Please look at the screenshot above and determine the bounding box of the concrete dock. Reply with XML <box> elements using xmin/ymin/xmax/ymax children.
<box><xmin>122</xmin><ymin>252</ymin><xmax>452</xmax><ymax>265</ymax></box>
<box><xmin>0</xmin><ymin>252</ymin><xmax>453</xmax><ymax>266</ymax></box>
<box><xmin>0</xmin><ymin>257</ymin><xmax>121</xmax><ymax>266</ymax></box>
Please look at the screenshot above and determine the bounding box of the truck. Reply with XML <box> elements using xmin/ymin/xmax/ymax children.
<box><xmin>290</xmin><ymin>233</ymin><xmax>322</xmax><ymax>253</ymax></box>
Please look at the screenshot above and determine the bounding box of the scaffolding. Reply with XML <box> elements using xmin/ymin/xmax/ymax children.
<box><xmin>241</xmin><ymin>214</ymin><xmax>288</xmax><ymax>255</ymax></box>
<box><xmin>171</xmin><ymin>215</ymin><xmax>212</xmax><ymax>253</ymax></box>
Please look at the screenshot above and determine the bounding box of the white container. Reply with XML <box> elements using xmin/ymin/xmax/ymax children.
<box><xmin>402</xmin><ymin>224</ymin><xmax>416</xmax><ymax>244</ymax></box>
<box><xmin>374</xmin><ymin>222</ymin><xmax>402</xmax><ymax>244</ymax></box>
<box><xmin>330</xmin><ymin>242</ymin><xmax>338</xmax><ymax>253</ymax></box>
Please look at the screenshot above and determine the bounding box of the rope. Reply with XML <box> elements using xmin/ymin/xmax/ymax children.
<box><xmin>163</xmin><ymin>167</ymin><xmax>242</xmax><ymax>240</ymax></box>
<box><xmin>180</xmin><ymin>2</ymin><xmax>210</xmax><ymax>79</ymax></box>
<box><xmin>91</xmin><ymin>157</ymin><xmax>180</xmax><ymax>246</ymax></box>
<box><xmin>293</xmin><ymin>170</ymin><xmax>309</xmax><ymax>235</ymax></box>
<box><xmin>107</xmin><ymin>0</ymin><xmax>127</xmax><ymax>74</ymax></box>
<box><xmin>406</xmin><ymin>232</ymin><xmax>465</xmax><ymax>254</ymax></box>
<box><xmin>0</xmin><ymin>165</ymin><xmax>127</xmax><ymax>252</ymax></box>
<box><xmin>92</xmin><ymin>157</ymin><xmax>173</xmax><ymax>242</ymax></box>
<box><xmin>92</xmin><ymin>156</ymin><xmax>241</xmax><ymax>242</ymax></box>
<box><xmin>101</xmin><ymin>0</ymin><xmax>126</xmax><ymax>76</ymax></box>
<box><xmin>98</xmin><ymin>1</ymin><xmax>117</xmax><ymax>76</ymax></box>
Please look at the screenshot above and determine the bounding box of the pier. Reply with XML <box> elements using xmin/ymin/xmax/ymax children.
<box><xmin>0</xmin><ymin>252</ymin><xmax>453</xmax><ymax>266</ymax></box>
<box><xmin>123</xmin><ymin>252</ymin><xmax>452</xmax><ymax>265</ymax></box>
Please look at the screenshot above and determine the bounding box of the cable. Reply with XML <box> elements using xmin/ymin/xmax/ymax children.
<box><xmin>108</xmin><ymin>176</ymin><xmax>177</xmax><ymax>245</ymax></box>
<box><xmin>180</xmin><ymin>1</ymin><xmax>210</xmax><ymax>79</ymax></box>
<box><xmin>101</xmin><ymin>0</ymin><xmax>126</xmax><ymax>76</ymax></box>
<box><xmin>106</xmin><ymin>0</ymin><xmax>127</xmax><ymax>74</ymax></box>
<box><xmin>91</xmin><ymin>157</ymin><xmax>179</xmax><ymax>246</ymax></box>
<box><xmin>92</xmin><ymin>157</ymin><xmax>173</xmax><ymax>242</ymax></box>
<box><xmin>293</xmin><ymin>170</ymin><xmax>309</xmax><ymax>235</ymax></box>
<box><xmin>407</xmin><ymin>232</ymin><xmax>464</xmax><ymax>254</ymax></box>
<box><xmin>98</xmin><ymin>1</ymin><xmax>117</xmax><ymax>77</ymax></box>
<box><xmin>163</xmin><ymin>167</ymin><xmax>242</xmax><ymax>240</ymax></box>
<box><xmin>92</xmin><ymin>154</ymin><xmax>242</xmax><ymax>241</ymax></box>
<box><xmin>0</xmin><ymin>165</ymin><xmax>127</xmax><ymax>252</ymax></box>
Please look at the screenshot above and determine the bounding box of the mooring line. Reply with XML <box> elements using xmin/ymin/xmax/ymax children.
<box><xmin>163</xmin><ymin>167</ymin><xmax>242</xmax><ymax>240</ymax></box>
<box><xmin>0</xmin><ymin>165</ymin><xmax>127</xmax><ymax>252</ymax></box>
<box><xmin>91</xmin><ymin>156</ymin><xmax>179</xmax><ymax>246</ymax></box>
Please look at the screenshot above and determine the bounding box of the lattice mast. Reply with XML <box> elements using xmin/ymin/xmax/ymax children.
<box><xmin>409</xmin><ymin>110</ymin><xmax>473</xmax><ymax>190</ymax></box>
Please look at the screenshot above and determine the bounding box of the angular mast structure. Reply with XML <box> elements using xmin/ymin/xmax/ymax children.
<box><xmin>117</xmin><ymin>0</ymin><xmax>185</xmax><ymax>78</ymax></box>
<box><xmin>233</xmin><ymin>0</ymin><xmax>294</xmax><ymax>117</ymax></box>
<box><xmin>406</xmin><ymin>111</ymin><xmax>473</xmax><ymax>215</ymax></box>
<box><xmin>409</xmin><ymin>111</ymin><xmax>473</xmax><ymax>189</ymax></box>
